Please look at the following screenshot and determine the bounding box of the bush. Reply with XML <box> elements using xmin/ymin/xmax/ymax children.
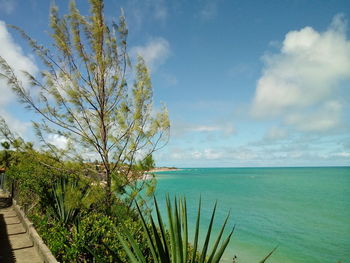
<box><xmin>30</xmin><ymin>210</ymin><xmax>153</xmax><ymax>263</ymax></box>
<box><xmin>30</xmin><ymin>213</ymin><xmax>80</xmax><ymax>262</ymax></box>
<box><xmin>6</xmin><ymin>151</ymin><xmax>62</xmax><ymax>210</ymax></box>
<box><xmin>75</xmin><ymin>212</ymin><xmax>152</xmax><ymax>262</ymax></box>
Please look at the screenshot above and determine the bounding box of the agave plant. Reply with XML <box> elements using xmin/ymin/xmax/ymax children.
<box><xmin>259</xmin><ymin>247</ymin><xmax>278</xmax><ymax>263</ymax></box>
<box><xmin>45</xmin><ymin>176</ymin><xmax>91</xmax><ymax>225</ymax></box>
<box><xmin>117</xmin><ymin>195</ymin><xmax>235</xmax><ymax>263</ymax></box>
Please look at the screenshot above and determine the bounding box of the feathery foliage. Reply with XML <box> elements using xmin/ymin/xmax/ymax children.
<box><xmin>0</xmin><ymin>0</ymin><xmax>170</xmax><ymax>206</ymax></box>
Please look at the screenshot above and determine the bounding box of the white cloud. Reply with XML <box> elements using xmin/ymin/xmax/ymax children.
<box><xmin>205</xmin><ymin>149</ymin><xmax>220</xmax><ymax>159</ymax></box>
<box><xmin>0</xmin><ymin>21</ymin><xmax>37</xmax><ymax>140</ymax></box>
<box><xmin>189</xmin><ymin>125</ymin><xmax>220</xmax><ymax>132</ymax></box>
<box><xmin>0</xmin><ymin>21</ymin><xmax>38</xmax><ymax>105</ymax></box>
<box><xmin>130</xmin><ymin>37</ymin><xmax>171</xmax><ymax>72</ymax></box>
<box><xmin>167</xmin><ymin>146</ymin><xmax>261</xmax><ymax>163</ymax></box>
<box><xmin>171</xmin><ymin>121</ymin><xmax>235</xmax><ymax>137</ymax></box>
<box><xmin>159</xmin><ymin>137</ymin><xmax>350</xmax><ymax>166</ymax></box>
<box><xmin>155</xmin><ymin>117</ymin><xmax>350</xmax><ymax>166</ymax></box>
<box><xmin>47</xmin><ymin>134</ymin><xmax>68</xmax><ymax>149</ymax></box>
<box><xmin>187</xmin><ymin>148</ymin><xmax>223</xmax><ymax>160</ymax></box>
<box><xmin>264</xmin><ymin>126</ymin><xmax>288</xmax><ymax>140</ymax></box>
<box><xmin>333</xmin><ymin>152</ymin><xmax>350</xmax><ymax>158</ymax></box>
<box><xmin>0</xmin><ymin>0</ymin><xmax>16</xmax><ymax>15</ymax></box>
<box><xmin>284</xmin><ymin>100</ymin><xmax>343</xmax><ymax>132</ymax></box>
<box><xmin>0</xmin><ymin>109</ymin><xmax>30</xmax><ymax>138</ymax></box>
<box><xmin>251</xmin><ymin>14</ymin><xmax>350</xmax><ymax>132</ymax></box>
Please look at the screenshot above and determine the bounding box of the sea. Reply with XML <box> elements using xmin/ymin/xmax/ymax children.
<box><xmin>153</xmin><ymin>167</ymin><xmax>350</xmax><ymax>263</ymax></box>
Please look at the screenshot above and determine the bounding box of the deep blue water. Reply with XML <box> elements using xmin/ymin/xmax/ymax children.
<box><xmin>154</xmin><ymin>167</ymin><xmax>350</xmax><ymax>263</ymax></box>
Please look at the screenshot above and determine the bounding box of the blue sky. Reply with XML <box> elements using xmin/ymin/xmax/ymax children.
<box><xmin>0</xmin><ymin>0</ymin><xmax>349</xmax><ymax>167</ymax></box>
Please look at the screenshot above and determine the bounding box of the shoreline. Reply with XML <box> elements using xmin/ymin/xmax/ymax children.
<box><xmin>148</xmin><ymin>167</ymin><xmax>180</xmax><ymax>173</ymax></box>
<box><xmin>142</xmin><ymin>167</ymin><xmax>180</xmax><ymax>180</ymax></box>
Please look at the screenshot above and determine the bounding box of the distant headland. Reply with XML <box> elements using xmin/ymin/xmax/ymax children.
<box><xmin>149</xmin><ymin>167</ymin><xmax>179</xmax><ymax>172</ymax></box>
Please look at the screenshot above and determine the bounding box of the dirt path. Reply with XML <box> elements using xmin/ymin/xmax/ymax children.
<box><xmin>0</xmin><ymin>194</ymin><xmax>42</xmax><ymax>263</ymax></box>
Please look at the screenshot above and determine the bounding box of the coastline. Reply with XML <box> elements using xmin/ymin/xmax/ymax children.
<box><xmin>148</xmin><ymin>167</ymin><xmax>180</xmax><ymax>173</ymax></box>
<box><xmin>141</xmin><ymin>167</ymin><xmax>180</xmax><ymax>180</ymax></box>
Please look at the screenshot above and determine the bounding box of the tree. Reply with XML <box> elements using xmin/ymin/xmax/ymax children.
<box><xmin>0</xmin><ymin>0</ymin><xmax>170</xmax><ymax>207</ymax></box>
<box><xmin>0</xmin><ymin>117</ymin><xmax>34</xmax><ymax>171</ymax></box>
<box><xmin>0</xmin><ymin>141</ymin><xmax>11</xmax><ymax>169</ymax></box>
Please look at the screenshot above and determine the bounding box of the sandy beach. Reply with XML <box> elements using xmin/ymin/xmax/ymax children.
<box><xmin>139</xmin><ymin>167</ymin><xmax>179</xmax><ymax>180</ymax></box>
<box><xmin>148</xmin><ymin>167</ymin><xmax>179</xmax><ymax>172</ymax></box>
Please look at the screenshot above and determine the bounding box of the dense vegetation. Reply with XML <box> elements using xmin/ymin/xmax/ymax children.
<box><xmin>0</xmin><ymin>142</ymin><xmax>149</xmax><ymax>262</ymax></box>
<box><xmin>0</xmin><ymin>138</ymin><xmax>234</xmax><ymax>262</ymax></box>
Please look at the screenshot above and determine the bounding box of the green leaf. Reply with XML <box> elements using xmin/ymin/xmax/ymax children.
<box><xmin>211</xmin><ymin>226</ymin><xmax>235</xmax><ymax>263</ymax></box>
<box><xmin>166</xmin><ymin>195</ymin><xmax>176</xmax><ymax>262</ymax></box>
<box><xmin>181</xmin><ymin>197</ymin><xmax>188</xmax><ymax>263</ymax></box>
<box><xmin>199</xmin><ymin>201</ymin><xmax>217</xmax><ymax>263</ymax></box>
<box><xmin>173</xmin><ymin>196</ymin><xmax>183</xmax><ymax>262</ymax></box>
<box><xmin>154</xmin><ymin>196</ymin><xmax>170</xmax><ymax>260</ymax></box>
<box><xmin>116</xmin><ymin>229</ymin><xmax>141</xmax><ymax>263</ymax></box>
<box><xmin>135</xmin><ymin>201</ymin><xmax>159</xmax><ymax>262</ymax></box>
<box><xmin>121</xmin><ymin>223</ymin><xmax>147</xmax><ymax>263</ymax></box>
<box><xmin>207</xmin><ymin>211</ymin><xmax>231</xmax><ymax>262</ymax></box>
<box><xmin>259</xmin><ymin>246</ymin><xmax>278</xmax><ymax>263</ymax></box>
<box><xmin>115</xmin><ymin>196</ymin><xmax>234</xmax><ymax>263</ymax></box>
<box><xmin>150</xmin><ymin>216</ymin><xmax>168</xmax><ymax>262</ymax></box>
<box><xmin>191</xmin><ymin>196</ymin><xmax>201</xmax><ymax>263</ymax></box>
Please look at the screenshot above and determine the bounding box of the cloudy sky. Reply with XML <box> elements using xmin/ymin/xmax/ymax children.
<box><xmin>0</xmin><ymin>0</ymin><xmax>349</xmax><ymax>167</ymax></box>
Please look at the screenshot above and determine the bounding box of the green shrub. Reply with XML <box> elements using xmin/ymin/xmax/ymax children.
<box><xmin>30</xmin><ymin>210</ymin><xmax>153</xmax><ymax>263</ymax></box>
<box><xmin>30</xmin><ymin>213</ymin><xmax>80</xmax><ymax>262</ymax></box>
<box><xmin>75</xmin><ymin>212</ymin><xmax>152</xmax><ymax>262</ymax></box>
<box><xmin>6</xmin><ymin>151</ymin><xmax>62</xmax><ymax>210</ymax></box>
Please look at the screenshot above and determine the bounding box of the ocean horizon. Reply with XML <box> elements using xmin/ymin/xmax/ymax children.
<box><xmin>171</xmin><ymin>165</ymin><xmax>350</xmax><ymax>169</ymax></box>
<box><xmin>154</xmin><ymin>166</ymin><xmax>350</xmax><ymax>263</ymax></box>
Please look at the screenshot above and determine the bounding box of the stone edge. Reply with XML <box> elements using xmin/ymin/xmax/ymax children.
<box><xmin>12</xmin><ymin>200</ymin><xmax>58</xmax><ymax>263</ymax></box>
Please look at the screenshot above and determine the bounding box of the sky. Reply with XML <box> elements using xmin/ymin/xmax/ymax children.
<box><xmin>0</xmin><ymin>0</ymin><xmax>349</xmax><ymax>167</ymax></box>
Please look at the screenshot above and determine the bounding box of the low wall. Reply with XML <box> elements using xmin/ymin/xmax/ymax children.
<box><xmin>12</xmin><ymin>200</ymin><xmax>58</xmax><ymax>263</ymax></box>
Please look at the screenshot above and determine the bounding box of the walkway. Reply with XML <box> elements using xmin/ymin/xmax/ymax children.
<box><xmin>0</xmin><ymin>192</ymin><xmax>42</xmax><ymax>263</ymax></box>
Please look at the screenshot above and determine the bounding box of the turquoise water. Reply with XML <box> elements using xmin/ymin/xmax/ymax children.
<box><xmin>153</xmin><ymin>167</ymin><xmax>350</xmax><ymax>263</ymax></box>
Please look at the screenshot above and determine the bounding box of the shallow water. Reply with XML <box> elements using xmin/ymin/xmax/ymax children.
<box><xmin>154</xmin><ymin>167</ymin><xmax>350</xmax><ymax>263</ymax></box>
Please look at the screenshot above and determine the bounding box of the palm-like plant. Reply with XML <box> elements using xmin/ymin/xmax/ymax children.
<box><xmin>51</xmin><ymin>177</ymin><xmax>80</xmax><ymax>225</ymax></box>
<box><xmin>117</xmin><ymin>196</ymin><xmax>234</xmax><ymax>263</ymax></box>
<box><xmin>45</xmin><ymin>177</ymin><xmax>91</xmax><ymax>226</ymax></box>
